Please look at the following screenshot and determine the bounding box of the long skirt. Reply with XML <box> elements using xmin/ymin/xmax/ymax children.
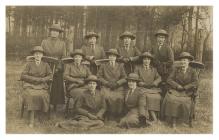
<box><xmin>57</xmin><ymin>115</ymin><xmax>104</xmax><ymax>130</ymax></box>
<box><xmin>119</xmin><ymin>108</ymin><xmax>140</xmax><ymax>128</ymax></box>
<box><xmin>161</xmin><ymin>90</ymin><xmax>192</xmax><ymax>122</ymax></box>
<box><xmin>142</xmin><ymin>88</ymin><xmax>161</xmax><ymax>111</ymax></box>
<box><xmin>50</xmin><ymin>71</ymin><xmax>65</xmax><ymax>105</ymax></box>
<box><xmin>101</xmin><ymin>87</ymin><xmax>124</xmax><ymax>118</ymax></box>
<box><xmin>22</xmin><ymin>88</ymin><xmax>49</xmax><ymax>112</ymax></box>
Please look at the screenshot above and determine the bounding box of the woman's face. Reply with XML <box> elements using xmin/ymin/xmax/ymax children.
<box><xmin>108</xmin><ymin>54</ymin><xmax>117</xmax><ymax>61</ymax></box>
<box><xmin>123</xmin><ymin>37</ymin><xmax>132</xmax><ymax>46</ymax></box>
<box><xmin>157</xmin><ymin>35</ymin><xmax>166</xmax><ymax>46</ymax></box>
<box><xmin>74</xmin><ymin>54</ymin><xmax>83</xmax><ymax>64</ymax></box>
<box><xmin>181</xmin><ymin>58</ymin><xmax>189</xmax><ymax>67</ymax></box>
<box><xmin>143</xmin><ymin>57</ymin><xmax>151</xmax><ymax>66</ymax></box>
<box><xmin>88</xmin><ymin>81</ymin><xmax>97</xmax><ymax>91</ymax></box>
<box><xmin>34</xmin><ymin>51</ymin><xmax>43</xmax><ymax>61</ymax></box>
<box><xmin>50</xmin><ymin>30</ymin><xmax>60</xmax><ymax>38</ymax></box>
<box><xmin>128</xmin><ymin>80</ymin><xmax>137</xmax><ymax>89</ymax></box>
<box><xmin>88</xmin><ymin>37</ymin><xmax>97</xmax><ymax>46</ymax></box>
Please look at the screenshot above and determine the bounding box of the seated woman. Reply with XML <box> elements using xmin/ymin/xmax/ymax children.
<box><xmin>97</xmin><ymin>49</ymin><xmax>127</xmax><ymax>118</ymax></box>
<box><xmin>57</xmin><ymin>75</ymin><xmax>106</xmax><ymax>130</ymax></box>
<box><xmin>119</xmin><ymin>73</ymin><xmax>148</xmax><ymax>128</ymax></box>
<box><xmin>20</xmin><ymin>46</ymin><xmax>52</xmax><ymax>128</ymax></box>
<box><xmin>134</xmin><ymin>52</ymin><xmax>162</xmax><ymax>124</ymax></box>
<box><xmin>64</xmin><ymin>49</ymin><xmax>91</xmax><ymax>99</ymax></box>
<box><xmin>162</xmin><ymin>52</ymin><xmax>198</xmax><ymax>128</ymax></box>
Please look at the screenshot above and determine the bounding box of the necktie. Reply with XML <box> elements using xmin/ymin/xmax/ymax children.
<box><xmin>125</xmin><ymin>89</ymin><xmax>133</xmax><ymax>102</ymax></box>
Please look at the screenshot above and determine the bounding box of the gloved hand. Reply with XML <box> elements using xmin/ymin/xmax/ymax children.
<box><xmin>177</xmin><ymin>85</ymin><xmax>184</xmax><ymax>91</ymax></box>
<box><xmin>110</xmin><ymin>82</ymin><xmax>119</xmax><ymax>90</ymax></box>
<box><xmin>139</xmin><ymin>115</ymin><xmax>146</xmax><ymax>127</ymax></box>
<box><xmin>122</xmin><ymin>57</ymin><xmax>130</xmax><ymax>63</ymax></box>
<box><xmin>87</xmin><ymin>113</ymin><xmax>98</xmax><ymax>120</ymax></box>
<box><xmin>138</xmin><ymin>82</ymin><xmax>146</xmax><ymax>87</ymax></box>
<box><xmin>77</xmin><ymin>79</ymin><xmax>85</xmax><ymax>85</ymax></box>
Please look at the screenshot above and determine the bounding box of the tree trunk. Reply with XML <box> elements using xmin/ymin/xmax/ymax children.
<box><xmin>187</xmin><ymin>7</ymin><xmax>193</xmax><ymax>52</ymax></box>
<box><xmin>194</xmin><ymin>7</ymin><xmax>200</xmax><ymax>58</ymax></box>
<box><xmin>82</xmin><ymin>6</ymin><xmax>87</xmax><ymax>37</ymax></box>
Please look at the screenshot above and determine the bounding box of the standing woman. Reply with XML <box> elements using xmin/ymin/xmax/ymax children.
<box><xmin>119</xmin><ymin>73</ymin><xmax>148</xmax><ymax>128</ymax></box>
<box><xmin>151</xmin><ymin>29</ymin><xmax>174</xmax><ymax>97</ymax></box>
<box><xmin>41</xmin><ymin>24</ymin><xmax>66</xmax><ymax>110</ymax></box>
<box><xmin>162</xmin><ymin>52</ymin><xmax>198</xmax><ymax>128</ymax></box>
<box><xmin>134</xmin><ymin>52</ymin><xmax>162</xmax><ymax>124</ymax></box>
<box><xmin>117</xmin><ymin>31</ymin><xmax>141</xmax><ymax>74</ymax></box>
<box><xmin>97</xmin><ymin>49</ymin><xmax>127</xmax><ymax>118</ymax></box>
<box><xmin>64</xmin><ymin>49</ymin><xmax>91</xmax><ymax>99</ymax></box>
<box><xmin>81</xmin><ymin>32</ymin><xmax>106</xmax><ymax>74</ymax></box>
<box><xmin>20</xmin><ymin>46</ymin><xmax>52</xmax><ymax>127</ymax></box>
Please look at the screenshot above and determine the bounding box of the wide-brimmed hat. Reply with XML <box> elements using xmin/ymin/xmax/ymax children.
<box><xmin>178</xmin><ymin>52</ymin><xmax>194</xmax><ymax>61</ymax></box>
<box><xmin>31</xmin><ymin>46</ymin><xmax>44</xmax><ymax>54</ymax></box>
<box><xmin>49</xmin><ymin>24</ymin><xmax>64</xmax><ymax>32</ymax></box>
<box><xmin>106</xmin><ymin>49</ymin><xmax>120</xmax><ymax>57</ymax></box>
<box><xmin>140</xmin><ymin>52</ymin><xmax>154</xmax><ymax>60</ymax></box>
<box><xmin>155</xmin><ymin>29</ymin><xmax>169</xmax><ymax>37</ymax></box>
<box><xmin>126</xmin><ymin>73</ymin><xmax>140</xmax><ymax>82</ymax></box>
<box><xmin>85</xmin><ymin>75</ymin><xmax>100</xmax><ymax>83</ymax></box>
<box><xmin>119</xmin><ymin>31</ymin><xmax>136</xmax><ymax>40</ymax></box>
<box><xmin>70</xmin><ymin>49</ymin><xmax>85</xmax><ymax>58</ymax></box>
<box><xmin>85</xmin><ymin>31</ymin><xmax>99</xmax><ymax>39</ymax></box>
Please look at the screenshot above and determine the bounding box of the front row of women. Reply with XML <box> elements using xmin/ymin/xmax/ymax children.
<box><xmin>20</xmin><ymin>46</ymin><xmax>198</xmax><ymax>129</ymax></box>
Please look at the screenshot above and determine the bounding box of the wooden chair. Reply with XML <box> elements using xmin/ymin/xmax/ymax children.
<box><xmin>188</xmin><ymin>61</ymin><xmax>205</xmax><ymax>127</ymax></box>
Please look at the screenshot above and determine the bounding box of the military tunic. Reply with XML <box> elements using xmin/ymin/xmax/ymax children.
<box><xmin>162</xmin><ymin>66</ymin><xmax>198</xmax><ymax>122</ymax></box>
<box><xmin>20</xmin><ymin>61</ymin><xmax>52</xmax><ymax>112</ymax></box>
<box><xmin>134</xmin><ymin>65</ymin><xmax>162</xmax><ymax>111</ymax></box>
<box><xmin>64</xmin><ymin>63</ymin><xmax>91</xmax><ymax>101</ymax></box>
<box><xmin>41</xmin><ymin>37</ymin><xmax>66</xmax><ymax>105</ymax></box>
<box><xmin>151</xmin><ymin>44</ymin><xmax>174</xmax><ymax>81</ymax></box>
<box><xmin>57</xmin><ymin>89</ymin><xmax>106</xmax><ymax>130</ymax></box>
<box><xmin>119</xmin><ymin>87</ymin><xmax>147</xmax><ymax>128</ymax></box>
<box><xmin>117</xmin><ymin>46</ymin><xmax>141</xmax><ymax>74</ymax></box>
<box><xmin>97</xmin><ymin>62</ymin><xmax>127</xmax><ymax>117</ymax></box>
<box><xmin>81</xmin><ymin>44</ymin><xmax>106</xmax><ymax>74</ymax></box>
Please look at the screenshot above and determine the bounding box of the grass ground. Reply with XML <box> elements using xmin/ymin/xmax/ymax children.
<box><xmin>6</xmin><ymin>61</ymin><xmax>213</xmax><ymax>134</ymax></box>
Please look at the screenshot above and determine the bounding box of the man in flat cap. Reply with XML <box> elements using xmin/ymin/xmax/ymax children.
<box><xmin>117</xmin><ymin>31</ymin><xmax>141</xmax><ymax>75</ymax></box>
<box><xmin>81</xmin><ymin>31</ymin><xmax>106</xmax><ymax>74</ymax></box>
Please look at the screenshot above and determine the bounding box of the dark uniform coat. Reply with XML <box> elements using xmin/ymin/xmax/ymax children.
<box><xmin>97</xmin><ymin>62</ymin><xmax>127</xmax><ymax>117</ymax></box>
<box><xmin>41</xmin><ymin>37</ymin><xmax>66</xmax><ymax>105</ymax></box>
<box><xmin>81</xmin><ymin>44</ymin><xmax>106</xmax><ymax>74</ymax></box>
<box><xmin>162</xmin><ymin>66</ymin><xmax>198</xmax><ymax>122</ymax></box>
<box><xmin>117</xmin><ymin>46</ymin><xmax>141</xmax><ymax>74</ymax></box>
<box><xmin>134</xmin><ymin>65</ymin><xmax>162</xmax><ymax>111</ymax></box>
<box><xmin>57</xmin><ymin>89</ymin><xmax>106</xmax><ymax>129</ymax></box>
<box><xmin>119</xmin><ymin>87</ymin><xmax>147</xmax><ymax>128</ymax></box>
<box><xmin>151</xmin><ymin>44</ymin><xmax>174</xmax><ymax>81</ymax></box>
<box><xmin>20</xmin><ymin>61</ymin><xmax>52</xmax><ymax>112</ymax></box>
<box><xmin>64</xmin><ymin>63</ymin><xmax>91</xmax><ymax>99</ymax></box>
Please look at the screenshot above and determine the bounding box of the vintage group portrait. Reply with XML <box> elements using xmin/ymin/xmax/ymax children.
<box><xmin>5</xmin><ymin>6</ymin><xmax>213</xmax><ymax>134</ymax></box>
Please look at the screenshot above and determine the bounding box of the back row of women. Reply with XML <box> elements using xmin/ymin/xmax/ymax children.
<box><xmin>20</xmin><ymin>24</ymin><xmax>198</xmax><ymax>130</ymax></box>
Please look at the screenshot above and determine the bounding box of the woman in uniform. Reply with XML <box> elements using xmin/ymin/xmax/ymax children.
<box><xmin>41</xmin><ymin>24</ymin><xmax>66</xmax><ymax>111</ymax></box>
<box><xmin>134</xmin><ymin>52</ymin><xmax>162</xmax><ymax>124</ymax></box>
<box><xmin>57</xmin><ymin>75</ymin><xmax>106</xmax><ymax>130</ymax></box>
<box><xmin>162</xmin><ymin>52</ymin><xmax>198</xmax><ymax>129</ymax></box>
<box><xmin>64</xmin><ymin>49</ymin><xmax>91</xmax><ymax>99</ymax></box>
<box><xmin>119</xmin><ymin>73</ymin><xmax>148</xmax><ymax>128</ymax></box>
<box><xmin>20</xmin><ymin>46</ymin><xmax>52</xmax><ymax>127</ymax></box>
<box><xmin>97</xmin><ymin>49</ymin><xmax>127</xmax><ymax>119</ymax></box>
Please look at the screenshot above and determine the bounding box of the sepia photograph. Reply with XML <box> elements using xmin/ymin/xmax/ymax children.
<box><xmin>5</xmin><ymin>5</ymin><xmax>213</xmax><ymax>134</ymax></box>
